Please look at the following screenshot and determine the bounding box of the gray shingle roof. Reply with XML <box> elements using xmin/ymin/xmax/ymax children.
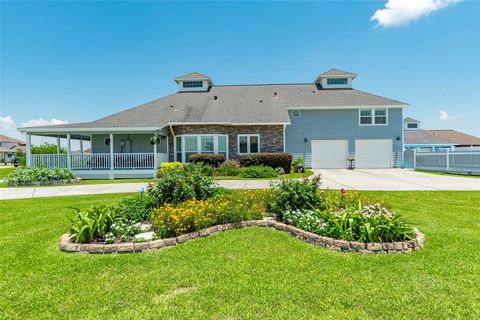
<box><xmin>404</xmin><ymin>117</ymin><xmax>420</xmax><ymax>122</ymax></box>
<box><xmin>428</xmin><ymin>130</ymin><xmax>480</xmax><ymax>146</ymax></box>
<box><xmin>319</xmin><ymin>68</ymin><xmax>357</xmax><ymax>77</ymax></box>
<box><xmin>175</xmin><ymin>72</ymin><xmax>211</xmax><ymax>80</ymax></box>
<box><xmin>404</xmin><ymin>130</ymin><xmax>455</xmax><ymax>145</ymax></box>
<box><xmin>20</xmin><ymin>83</ymin><xmax>407</xmax><ymax>131</ymax></box>
<box><xmin>0</xmin><ymin>134</ymin><xmax>25</xmax><ymax>144</ymax></box>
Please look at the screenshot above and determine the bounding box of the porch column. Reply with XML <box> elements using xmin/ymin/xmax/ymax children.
<box><xmin>57</xmin><ymin>135</ymin><xmax>61</xmax><ymax>167</ymax></box>
<box><xmin>153</xmin><ymin>137</ymin><xmax>158</xmax><ymax>169</ymax></box>
<box><xmin>66</xmin><ymin>134</ymin><xmax>71</xmax><ymax>169</ymax></box>
<box><xmin>80</xmin><ymin>137</ymin><xmax>84</xmax><ymax>154</ymax></box>
<box><xmin>109</xmin><ymin>133</ymin><xmax>114</xmax><ymax>179</ymax></box>
<box><xmin>26</xmin><ymin>134</ymin><xmax>31</xmax><ymax>167</ymax></box>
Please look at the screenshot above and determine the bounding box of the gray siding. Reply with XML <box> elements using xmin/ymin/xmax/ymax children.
<box><xmin>285</xmin><ymin>108</ymin><xmax>403</xmax><ymax>167</ymax></box>
<box><xmin>91</xmin><ymin>134</ymin><xmax>168</xmax><ymax>154</ymax></box>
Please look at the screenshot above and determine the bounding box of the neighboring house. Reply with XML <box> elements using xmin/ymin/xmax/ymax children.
<box><xmin>0</xmin><ymin>135</ymin><xmax>26</xmax><ymax>163</ymax></box>
<box><xmin>19</xmin><ymin>69</ymin><xmax>407</xmax><ymax>179</ymax></box>
<box><xmin>404</xmin><ymin>117</ymin><xmax>480</xmax><ymax>151</ymax></box>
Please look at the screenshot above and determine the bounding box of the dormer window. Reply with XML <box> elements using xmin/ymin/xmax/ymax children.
<box><xmin>183</xmin><ymin>81</ymin><xmax>203</xmax><ymax>88</ymax></box>
<box><xmin>404</xmin><ymin>117</ymin><xmax>421</xmax><ymax>130</ymax></box>
<box><xmin>316</xmin><ymin>68</ymin><xmax>356</xmax><ymax>89</ymax></box>
<box><xmin>327</xmin><ymin>78</ymin><xmax>348</xmax><ymax>85</ymax></box>
<box><xmin>407</xmin><ymin>123</ymin><xmax>418</xmax><ymax>129</ymax></box>
<box><xmin>175</xmin><ymin>72</ymin><xmax>213</xmax><ymax>92</ymax></box>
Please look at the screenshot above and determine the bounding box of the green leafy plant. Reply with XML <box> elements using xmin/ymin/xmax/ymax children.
<box><xmin>240</xmin><ymin>165</ymin><xmax>279</xmax><ymax>178</ymax></box>
<box><xmin>189</xmin><ymin>154</ymin><xmax>225</xmax><ymax>167</ymax></box>
<box><xmin>116</xmin><ymin>192</ymin><xmax>155</xmax><ymax>222</ymax></box>
<box><xmin>148</xmin><ymin>163</ymin><xmax>215</xmax><ymax>206</ymax></box>
<box><xmin>270</xmin><ymin>175</ymin><xmax>326</xmax><ymax>220</ymax></box>
<box><xmin>69</xmin><ymin>205</ymin><xmax>119</xmax><ymax>243</ymax></box>
<box><xmin>239</xmin><ymin>153</ymin><xmax>293</xmax><ymax>173</ymax></box>
<box><xmin>4</xmin><ymin>167</ymin><xmax>78</xmax><ymax>186</ymax></box>
<box><xmin>214</xmin><ymin>160</ymin><xmax>243</xmax><ymax>176</ymax></box>
<box><xmin>283</xmin><ymin>202</ymin><xmax>415</xmax><ymax>243</ymax></box>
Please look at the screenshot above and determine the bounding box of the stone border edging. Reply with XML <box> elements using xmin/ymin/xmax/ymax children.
<box><xmin>59</xmin><ymin>219</ymin><xmax>425</xmax><ymax>254</ymax></box>
<box><xmin>9</xmin><ymin>178</ymin><xmax>81</xmax><ymax>187</ymax></box>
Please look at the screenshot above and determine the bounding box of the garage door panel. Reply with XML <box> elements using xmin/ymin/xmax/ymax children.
<box><xmin>311</xmin><ymin>140</ymin><xmax>347</xmax><ymax>169</ymax></box>
<box><xmin>355</xmin><ymin>139</ymin><xmax>392</xmax><ymax>168</ymax></box>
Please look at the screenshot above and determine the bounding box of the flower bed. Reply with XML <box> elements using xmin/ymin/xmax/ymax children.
<box><xmin>59</xmin><ymin>219</ymin><xmax>425</xmax><ymax>254</ymax></box>
<box><xmin>4</xmin><ymin>167</ymin><xmax>80</xmax><ymax>187</ymax></box>
<box><xmin>60</xmin><ymin>164</ymin><xmax>424</xmax><ymax>254</ymax></box>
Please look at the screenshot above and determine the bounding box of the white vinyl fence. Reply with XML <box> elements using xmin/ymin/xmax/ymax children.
<box><xmin>405</xmin><ymin>148</ymin><xmax>480</xmax><ymax>175</ymax></box>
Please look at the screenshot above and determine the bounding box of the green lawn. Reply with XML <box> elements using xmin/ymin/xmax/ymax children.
<box><xmin>1</xmin><ymin>191</ymin><xmax>479</xmax><ymax>319</ymax></box>
<box><xmin>0</xmin><ymin>167</ymin><xmax>15</xmax><ymax>179</ymax></box>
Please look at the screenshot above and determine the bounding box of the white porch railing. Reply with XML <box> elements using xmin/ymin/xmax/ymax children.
<box><xmin>30</xmin><ymin>153</ymin><xmax>168</xmax><ymax>170</ymax></box>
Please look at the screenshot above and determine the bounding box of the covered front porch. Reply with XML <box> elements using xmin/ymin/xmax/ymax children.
<box><xmin>24</xmin><ymin>129</ymin><xmax>169</xmax><ymax>179</ymax></box>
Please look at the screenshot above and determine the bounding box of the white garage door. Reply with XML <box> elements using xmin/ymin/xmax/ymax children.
<box><xmin>311</xmin><ymin>140</ymin><xmax>348</xmax><ymax>169</ymax></box>
<box><xmin>355</xmin><ymin>139</ymin><xmax>392</xmax><ymax>168</ymax></box>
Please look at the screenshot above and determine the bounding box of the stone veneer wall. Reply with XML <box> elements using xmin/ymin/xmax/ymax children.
<box><xmin>60</xmin><ymin>219</ymin><xmax>426</xmax><ymax>254</ymax></box>
<box><xmin>167</xmin><ymin>125</ymin><xmax>284</xmax><ymax>162</ymax></box>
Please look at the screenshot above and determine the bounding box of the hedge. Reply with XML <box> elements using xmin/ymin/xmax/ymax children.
<box><xmin>189</xmin><ymin>154</ymin><xmax>225</xmax><ymax>167</ymax></box>
<box><xmin>239</xmin><ymin>153</ymin><xmax>293</xmax><ymax>174</ymax></box>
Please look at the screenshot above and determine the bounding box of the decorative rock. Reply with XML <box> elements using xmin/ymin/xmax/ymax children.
<box><xmin>188</xmin><ymin>231</ymin><xmax>199</xmax><ymax>239</ymax></box>
<box><xmin>103</xmin><ymin>244</ymin><xmax>118</xmax><ymax>253</ymax></box>
<box><xmin>255</xmin><ymin>220</ymin><xmax>268</xmax><ymax>227</ymax></box>
<box><xmin>176</xmin><ymin>234</ymin><xmax>190</xmax><ymax>243</ymax></box>
<box><xmin>199</xmin><ymin>228</ymin><xmax>210</xmax><ymax>237</ymax></box>
<box><xmin>322</xmin><ymin>237</ymin><xmax>334</xmax><ymax>246</ymax></box>
<box><xmin>350</xmin><ymin>241</ymin><xmax>365</xmax><ymax>251</ymax></box>
<box><xmin>117</xmin><ymin>243</ymin><xmax>134</xmax><ymax>253</ymax></box>
<box><xmin>334</xmin><ymin>239</ymin><xmax>350</xmax><ymax>250</ymax></box>
<box><xmin>366</xmin><ymin>243</ymin><xmax>383</xmax><ymax>251</ymax></box>
<box><xmin>393</xmin><ymin>242</ymin><xmax>404</xmax><ymax>250</ymax></box>
<box><xmin>133</xmin><ymin>241</ymin><xmax>149</xmax><ymax>252</ymax></box>
<box><xmin>148</xmin><ymin>239</ymin><xmax>165</xmax><ymax>250</ymax></box>
<box><xmin>86</xmin><ymin>244</ymin><xmax>104</xmax><ymax>254</ymax></box>
<box><xmin>134</xmin><ymin>232</ymin><xmax>155</xmax><ymax>241</ymax></box>
<box><xmin>163</xmin><ymin>237</ymin><xmax>177</xmax><ymax>247</ymax></box>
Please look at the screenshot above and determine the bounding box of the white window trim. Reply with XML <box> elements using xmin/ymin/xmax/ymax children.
<box><xmin>237</xmin><ymin>134</ymin><xmax>260</xmax><ymax>155</ymax></box>
<box><xmin>173</xmin><ymin>134</ymin><xmax>229</xmax><ymax>163</ymax></box>
<box><xmin>358</xmin><ymin>108</ymin><xmax>388</xmax><ymax>126</ymax></box>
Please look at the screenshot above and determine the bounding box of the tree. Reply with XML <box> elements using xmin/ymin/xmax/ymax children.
<box><xmin>31</xmin><ymin>143</ymin><xmax>67</xmax><ymax>154</ymax></box>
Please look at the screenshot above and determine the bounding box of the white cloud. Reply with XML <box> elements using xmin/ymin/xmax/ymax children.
<box><xmin>21</xmin><ymin>118</ymin><xmax>69</xmax><ymax>128</ymax></box>
<box><xmin>371</xmin><ymin>0</ymin><xmax>462</xmax><ymax>27</ymax></box>
<box><xmin>0</xmin><ymin>115</ymin><xmax>24</xmax><ymax>140</ymax></box>
<box><xmin>439</xmin><ymin>110</ymin><xmax>458</xmax><ymax>120</ymax></box>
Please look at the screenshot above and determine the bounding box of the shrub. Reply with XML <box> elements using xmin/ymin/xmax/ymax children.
<box><xmin>214</xmin><ymin>160</ymin><xmax>243</xmax><ymax>176</ymax></box>
<box><xmin>158</xmin><ymin>162</ymin><xmax>183</xmax><ymax>172</ymax></box>
<box><xmin>326</xmin><ymin>189</ymin><xmax>390</xmax><ymax>210</ymax></box>
<box><xmin>116</xmin><ymin>192</ymin><xmax>155</xmax><ymax>222</ymax></box>
<box><xmin>292</xmin><ymin>157</ymin><xmax>305</xmax><ymax>173</ymax></box>
<box><xmin>189</xmin><ymin>154</ymin><xmax>225</xmax><ymax>167</ymax></box>
<box><xmin>69</xmin><ymin>205</ymin><xmax>119</xmax><ymax>243</ymax></box>
<box><xmin>239</xmin><ymin>153</ymin><xmax>293</xmax><ymax>173</ymax></box>
<box><xmin>270</xmin><ymin>175</ymin><xmax>326</xmax><ymax>220</ymax></box>
<box><xmin>240</xmin><ymin>165</ymin><xmax>279</xmax><ymax>178</ymax></box>
<box><xmin>151</xmin><ymin>191</ymin><xmax>268</xmax><ymax>237</ymax></box>
<box><xmin>148</xmin><ymin>163</ymin><xmax>215</xmax><ymax>206</ymax></box>
<box><xmin>4</xmin><ymin>167</ymin><xmax>78</xmax><ymax>186</ymax></box>
<box><xmin>283</xmin><ymin>203</ymin><xmax>415</xmax><ymax>243</ymax></box>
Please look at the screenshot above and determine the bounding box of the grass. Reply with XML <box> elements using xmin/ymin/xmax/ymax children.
<box><xmin>1</xmin><ymin>191</ymin><xmax>479</xmax><ymax>319</ymax></box>
<box><xmin>0</xmin><ymin>167</ymin><xmax>15</xmax><ymax>179</ymax></box>
<box><xmin>416</xmin><ymin>170</ymin><xmax>480</xmax><ymax>178</ymax></box>
<box><xmin>214</xmin><ymin>169</ymin><xmax>314</xmax><ymax>180</ymax></box>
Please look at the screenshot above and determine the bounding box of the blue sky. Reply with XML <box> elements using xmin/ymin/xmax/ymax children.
<box><xmin>1</xmin><ymin>0</ymin><xmax>479</xmax><ymax>144</ymax></box>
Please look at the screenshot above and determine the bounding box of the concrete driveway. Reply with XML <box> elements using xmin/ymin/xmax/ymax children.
<box><xmin>314</xmin><ymin>169</ymin><xmax>480</xmax><ymax>191</ymax></box>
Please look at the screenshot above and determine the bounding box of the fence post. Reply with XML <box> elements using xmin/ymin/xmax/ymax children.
<box><xmin>446</xmin><ymin>149</ymin><xmax>450</xmax><ymax>171</ymax></box>
<box><xmin>413</xmin><ymin>149</ymin><xmax>416</xmax><ymax>169</ymax></box>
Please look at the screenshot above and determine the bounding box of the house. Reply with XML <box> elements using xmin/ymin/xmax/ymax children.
<box><xmin>19</xmin><ymin>69</ymin><xmax>407</xmax><ymax>179</ymax></box>
<box><xmin>404</xmin><ymin>117</ymin><xmax>480</xmax><ymax>151</ymax></box>
<box><xmin>0</xmin><ymin>135</ymin><xmax>26</xmax><ymax>164</ymax></box>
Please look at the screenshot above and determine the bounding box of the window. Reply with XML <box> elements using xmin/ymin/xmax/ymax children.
<box><xmin>175</xmin><ymin>136</ymin><xmax>182</xmax><ymax>162</ymax></box>
<box><xmin>184</xmin><ymin>136</ymin><xmax>198</xmax><ymax>162</ymax></box>
<box><xmin>407</xmin><ymin>123</ymin><xmax>418</xmax><ymax>129</ymax></box>
<box><xmin>174</xmin><ymin>135</ymin><xmax>228</xmax><ymax>162</ymax></box>
<box><xmin>183</xmin><ymin>81</ymin><xmax>203</xmax><ymax>88</ymax></box>
<box><xmin>201</xmin><ymin>136</ymin><xmax>214</xmax><ymax>154</ymax></box>
<box><xmin>327</xmin><ymin>78</ymin><xmax>348</xmax><ymax>85</ymax></box>
<box><xmin>360</xmin><ymin>109</ymin><xmax>372</xmax><ymax>124</ymax></box>
<box><xmin>359</xmin><ymin>108</ymin><xmax>388</xmax><ymax>125</ymax></box>
<box><xmin>238</xmin><ymin>135</ymin><xmax>260</xmax><ymax>154</ymax></box>
<box><xmin>375</xmin><ymin>109</ymin><xmax>387</xmax><ymax>124</ymax></box>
